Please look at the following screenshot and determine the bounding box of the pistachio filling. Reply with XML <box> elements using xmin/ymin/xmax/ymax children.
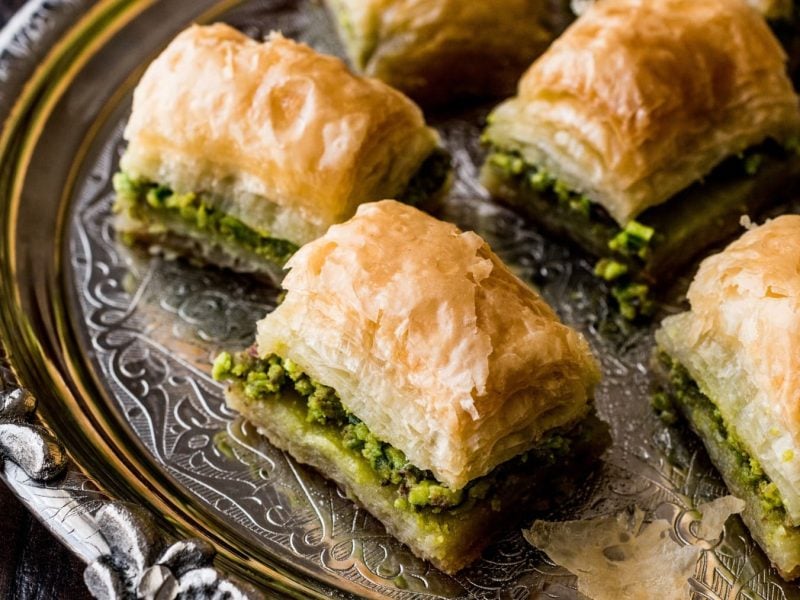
<box><xmin>212</xmin><ymin>349</ymin><xmax>574</xmax><ymax>513</ymax></box>
<box><xmin>484</xmin><ymin>139</ymin><xmax>799</xmax><ymax>319</ymax></box>
<box><xmin>657</xmin><ymin>353</ymin><xmax>786</xmax><ymax>518</ymax></box>
<box><xmin>113</xmin><ymin>149</ymin><xmax>450</xmax><ymax>265</ymax></box>
<box><xmin>113</xmin><ymin>172</ymin><xmax>299</xmax><ymax>266</ymax></box>
<box><xmin>486</xmin><ymin>149</ymin><xmax>656</xmax><ymax>319</ymax></box>
<box><xmin>485</xmin><ymin>153</ymin><xmax>594</xmax><ymax>220</ymax></box>
<box><xmin>398</xmin><ymin>148</ymin><xmax>452</xmax><ymax>208</ymax></box>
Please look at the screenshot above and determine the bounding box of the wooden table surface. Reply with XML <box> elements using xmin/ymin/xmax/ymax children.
<box><xmin>0</xmin><ymin>2</ymin><xmax>93</xmax><ymax>598</ymax></box>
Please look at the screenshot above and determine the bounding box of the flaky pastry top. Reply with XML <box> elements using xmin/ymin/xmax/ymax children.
<box><xmin>121</xmin><ymin>24</ymin><xmax>438</xmax><ymax>244</ymax></box>
<box><xmin>256</xmin><ymin>200</ymin><xmax>600</xmax><ymax>489</ymax></box>
<box><xmin>683</xmin><ymin>216</ymin><xmax>800</xmax><ymax>435</ymax></box>
<box><xmin>484</xmin><ymin>0</ymin><xmax>800</xmax><ymax>225</ymax></box>
<box><xmin>330</xmin><ymin>0</ymin><xmax>559</xmax><ymax>104</ymax></box>
<box><xmin>657</xmin><ymin>216</ymin><xmax>800</xmax><ymax>522</ymax></box>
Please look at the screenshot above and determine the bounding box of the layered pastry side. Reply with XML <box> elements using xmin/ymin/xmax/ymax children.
<box><xmin>212</xmin><ymin>200</ymin><xmax>608</xmax><ymax>573</ymax></box>
<box><xmin>113</xmin><ymin>24</ymin><xmax>451</xmax><ymax>282</ymax></box>
<box><xmin>481</xmin><ymin>0</ymin><xmax>800</xmax><ymax>319</ymax></box>
<box><xmin>656</xmin><ymin>216</ymin><xmax>800</xmax><ymax>580</ymax></box>
<box><xmin>325</xmin><ymin>0</ymin><xmax>575</xmax><ymax>105</ymax></box>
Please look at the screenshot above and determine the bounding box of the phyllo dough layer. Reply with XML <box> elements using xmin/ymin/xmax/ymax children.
<box><xmin>224</xmin><ymin>380</ymin><xmax>608</xmax><ymax>573</ymax></box>
<box><xmin>327</xmin><ymin>0</ymin><xmax>571</xmax><ymax>104</ymax></box>
<box><xmin>256</xmin><ymin>200</ymin><xmax>600</xmax><ymax>490</ymax></box>
<box><xmin>657</xmin><ymin>353</ymin><xmax>800</xmax><ymax>580</ymax></box>
<box><xmin>484</xmin><ymin>0</ymin><xmax>800</xmax><ymax>226</ymax></box>
<box><xmin>657</xmin><ymin>216</ymin><xmax>800</xmax><ymax>527</ymax></box>
<box><xmin>120</xmin><ymin>24</ymin><xmax>441</xmax><ymax>247</ymax></box>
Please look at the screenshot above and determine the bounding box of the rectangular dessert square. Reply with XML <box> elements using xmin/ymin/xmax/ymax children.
<box><xmin>213</xmin><ymin>200</ymin><xmax>607</xmax><ymax>572</ymax></box>
<box><xmin>657</xmin><ymin>215</ymin><xmax>800</xmax><ymax>579</ymax></box>
<box><xmin>481</xmin><ymin>0</ymin><xmax>800</xmax><ymax>317</ymax></box>
<box><xmin>115</xmin><ymin>24</ymin><xmax>450</xmax><ymax>281</ymax></box>
<box><xmin>325</xmin><ymin>0</ymin><xmax>573</xmax><ymax>105</ymax></box>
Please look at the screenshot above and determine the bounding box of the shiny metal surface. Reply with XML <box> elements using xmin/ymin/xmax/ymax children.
<box><xmin>0</xmin><ymin>0</ymin><xmax>797</xmax><ymax>598</ymax></box>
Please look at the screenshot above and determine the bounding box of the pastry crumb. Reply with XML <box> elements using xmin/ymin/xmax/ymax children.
<box><xmin>523</xmin><ymin>496</ymin><xmax>744</xmax><ymax>600</ymax></box>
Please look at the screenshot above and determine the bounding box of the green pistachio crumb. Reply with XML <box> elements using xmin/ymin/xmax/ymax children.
<box><xmin>393</xmin><ymin>497</ymin><xmax>409</xmax><ymax>511</ymax></box>
<box><xmin>407</xmin><ymin>480</ymin><xmax>464</xmax><ymax>508</ymax></box>
<box><xmin>608</xmin><ymin>221</ymin><xmax>655</xmax><ymax>259</ymax></box>
<box><xmin>759</xmin><ymin>481</ymin><xmax>783</xmax><ymax>512</ymax></box>
<box><xmin>611</xmin><ymin>281</ymin><xmax>654</xmax><ymax>321</ymax></box>
<box><xmin>569</xmin><ymin>195</ymin><xmax>592</xmax><ymax>218</ymax></box>
<box><xmin>553</xmin><ymin>179</ymin><xmax>572</xmax><ymax>203</ymax></box>
<box><xmin>211</xmin><ymin>352</ymin><xmax>233</xmax><ymax>381</ymax></box>
<box><xmin>113</xmin><ymin>171</ymin><xmax>298</xmax><ymax>265</ymax></box>
<box><xmin>244</xmin><ymin>369</ymin><xmax>283</xmax><ymax>399</ymax></box>
<box><xmin>112</xmin><ymin>172</ymin><xmax>139</xmax><ymax>200</ymax></box>
<box><xmin>489</xmin><ymin>153</ymin><xmax>526</xmax><ymax>175</ymax></box>
<box><xmin>528</xmin><ymin>169</ymin><xmax>552</xmax><ymax>192</ymax></box>
<box><xmin>651</xmin><ymin>392</ymin><xmax>677</xmax><ymax>425</ymax></box>
<box><xmin>594</xmin><ymin>258</ymin><xmax>629</xmax><ymax>282</ymax></box>
<box><xmin>165</xmin><ymin>191</ymin><xmax>195</xmax><ymax>209</ymax></box>
<box><xmin>145</xmin><ymin>186</ymin><xmax>168</xmax><ymax>209</ymax></box>
<box><xmin>743</xmin><ymin>153</ymin><xmax>764</xmax><ymax>176</ymax></box>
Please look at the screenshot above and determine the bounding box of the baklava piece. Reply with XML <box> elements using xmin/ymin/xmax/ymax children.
<box><xmin>326</xmin><ymin>0</ymin><xmax>574</xmax><ymax>105</ymax></box>
<box><xmin>114</xmin><ymin>24</ymin><xmax>450</xmax><ymax>281</ymax></box>
<box><xmin>482</xmin><ymin>0</ymin><xmax>800</xmax><ymax>318</ymax></box>
<box><xmin>657</xmin><ymin>216</ymin><xmax>800</xmax><ymax>579</ymax></box>
<box><xmin>213</xmin><ymin>200</ymin><xmax>607</xmax><ymax>573</ymax></box>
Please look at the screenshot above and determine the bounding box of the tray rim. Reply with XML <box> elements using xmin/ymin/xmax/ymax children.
<box><xmin>0</xmin><ymin>1</ymin><xmax>335</xmax><ymax>598</ymax></box>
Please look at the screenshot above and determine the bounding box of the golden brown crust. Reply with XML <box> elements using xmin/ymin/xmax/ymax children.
<box><xmin>683</xmin><ymin>215</ymin><xmax>800</xmax><ymax>432</ymax></box>
<box><xmin>328</xmin><ymin>0</ymin><xmax>567</xmax><ymax>104</ymax></box>
<box><xmin>121</xmin><ymin>24</ymin><xmax>439</xmax><ymax>245</ymax></box>
<box><xmin>484</xmin><ymin>0</ymin><xmax>800</xmax><ymax>225</ymax></box>
<box><xmin>657</xmin><ymin>216</ymin><xmax>800</xmax><ymax>524</ymax></box>
<box><xmin>256</xmin><ymin>200</ymin><xmax>600</xmax><ymax>490</ymax></box>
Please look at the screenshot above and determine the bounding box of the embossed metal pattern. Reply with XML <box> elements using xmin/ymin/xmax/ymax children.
<box><xmin>0</xmin><ymin>0</ymin><xmax>798</xmax><ymax>598</ymax></box>
<box><xmin>84</xmin><ymin>502</ymin><xmax>264</xmax><ymax>599</ymax></box>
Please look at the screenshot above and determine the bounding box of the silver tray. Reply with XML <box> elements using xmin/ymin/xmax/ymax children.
<box><xmin>0</xmin><ymin>1</ymin><xmax>796</xmax><ymax>598</ymax></box>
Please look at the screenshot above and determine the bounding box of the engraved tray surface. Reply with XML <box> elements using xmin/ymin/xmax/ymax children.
<box><xmin>0</xmin><ymin>0</ymin><xmax>798</xmax><ymax>598</ymax></box>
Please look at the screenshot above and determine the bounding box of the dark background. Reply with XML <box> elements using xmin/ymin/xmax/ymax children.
<box><xmin>0</xmin><ymin>484</ymin><xmax>89</xmax><ymax>599</ymax></box>
<box><xmin>0</xmin><ymin>1</ymin><xmax>92</xmax><ymax>598</ymax></box>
